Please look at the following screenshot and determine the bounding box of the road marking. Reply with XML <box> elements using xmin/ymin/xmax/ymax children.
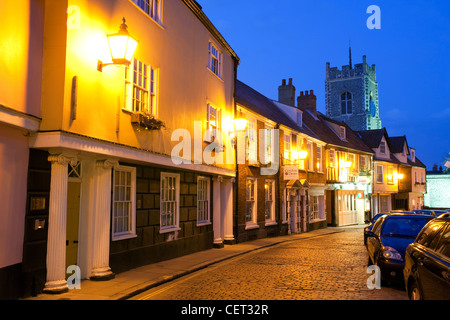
<box><xmin>137</xmin><ymin>273</ymin><xmax>202</xmax><ymax>300</ymax></box>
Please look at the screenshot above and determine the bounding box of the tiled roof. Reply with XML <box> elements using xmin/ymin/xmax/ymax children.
<box><xmin>356</xmin><ymin>128</ymin><xmax>389</xmax><ymax>149</ymax></box>
<box><xmin>389</xmin><ymin>136</ymin><xmax>409</xmax><ymax>155</ymax></box>
<box><xmin>299</xmin><ymin>111</ymin><xmax>373</xmax><ymax>154</ymax></box>
<box><xmin>235</xmin><ymin>80</ymin><xmax>319</xmax><ymax>139</ymax></box>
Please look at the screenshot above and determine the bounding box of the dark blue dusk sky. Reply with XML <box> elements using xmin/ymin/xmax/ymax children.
<box><xmin>198</xmin><ymin>0</ymin><xmax>450</xmax><ymax>171</ymax></box>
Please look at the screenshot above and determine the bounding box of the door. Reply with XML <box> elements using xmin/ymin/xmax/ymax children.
<box><xmin>66</xmin><ymin>181</ymin><xmax>81</xmax><ymax>273</ymax></box>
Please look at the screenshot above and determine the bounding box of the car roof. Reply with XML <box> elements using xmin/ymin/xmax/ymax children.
<box><xmin>385</xmin><ymin>212</ymin><xmax>434</xmax><ymax>218</ymax></box>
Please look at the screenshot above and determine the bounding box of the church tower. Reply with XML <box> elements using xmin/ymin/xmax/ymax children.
<box><xmin>325</xmin><ymin>52</ymin><xmax>382</xmax><ymax>131</ymax></box>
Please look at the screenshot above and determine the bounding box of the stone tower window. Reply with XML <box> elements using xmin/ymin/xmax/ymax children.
<box><xmin>340</xmin><ymin>91</ymin><xmax>352</xmax><ymax>115</ymax></box>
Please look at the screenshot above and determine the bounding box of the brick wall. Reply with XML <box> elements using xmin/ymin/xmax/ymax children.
<box><xmin>110</xmin><ymin>164</ymin><xmax>213</xmax><ymax>273</ymax></box>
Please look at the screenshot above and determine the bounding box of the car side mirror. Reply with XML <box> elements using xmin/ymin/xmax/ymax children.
<box><xmin>366</xmin><ymin>230</ymin><xmax>376</xmax><ymax>238</ymax></box>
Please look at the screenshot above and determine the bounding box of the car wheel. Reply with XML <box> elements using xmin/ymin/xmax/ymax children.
<box><xmin>408</xmin><ymin>281</ymin><xmax>422</xmax><ymax>300</ymax></box>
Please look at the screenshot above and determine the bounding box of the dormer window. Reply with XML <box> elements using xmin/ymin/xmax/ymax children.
<box><xmin>340</xmin><ymin>91</ymin><xmax>352</xmax><ymax>115</ymax></box>
<box><xmin>380</xmin><ymin>141</ymin><xmax>386</xmax><ymax>154</ymax></box>
<box><xmin>296</xmin><ymin>111</ymin><xmax>303</xmax><ymax>126</ymax></box>
<box><xmin>339</xmin><ymin>126</ymin><xmax>346</xmax><ymax>140</ymax></box>
<box><xmin>410</xmin><ymin>149</ymin><xmax>416</xmax><ymax>162</ymax></box>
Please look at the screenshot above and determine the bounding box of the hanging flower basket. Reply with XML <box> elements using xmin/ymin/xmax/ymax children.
<box><xmin>131</xmin><ymin>112</ymin><xmax>166</xmax><ymax>130</ymax></box>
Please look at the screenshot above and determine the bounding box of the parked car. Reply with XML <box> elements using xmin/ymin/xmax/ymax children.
<box><xmin>366</xmin><ymin>213</ymin><xmax>434</xmax><ymax>284</ymax></box>
<box><xmin>438</xmin><ymin>212</ymin><xmax>450</xmax><ymax>218</ymax></box>
<box><xmin>403</xmin><ymin>216</ymin><xmax>450</xmax><ymax>300</ymax></box>
<box><xmin>364</xmin><ymin>213</ymin><xmax>388</xmax><ymax>245</ymax></box>
<box><xmin>412</xmin><ymin>209</ymin><xmax>450</xmax><ymax>217</ymax></box>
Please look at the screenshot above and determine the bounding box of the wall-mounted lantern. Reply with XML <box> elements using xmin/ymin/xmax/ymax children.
<box><xmin>97</xmin><ymin>18</ymin><xmax>138</xmax><ymax>72</ymax></box>
<box><xmin>233</xmin><ymin>113</ymin><xmax>248</xmax><ymax>132</ymax></box>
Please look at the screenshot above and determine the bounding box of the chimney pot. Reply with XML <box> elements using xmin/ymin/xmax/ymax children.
<box><xmin>300</xmin><ymin>91</ymin><xmax>304</xmax><ymax>96</ymax></box>
<box><xmin>288</xmin><ymin>78</ymin><xmax>293</xmax><ymax>85</ymax></box>
<box><xmin>282</xmin><ymin>79</ymin><xmax>286</xmax><ymax>85</ymax></box>
<box><xmin>310</xmin><ymin>90</ymin><xmax>314</xmax><ymax>95</ymax></box>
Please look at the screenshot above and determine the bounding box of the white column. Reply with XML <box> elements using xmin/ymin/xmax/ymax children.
<box><xmin>212</xmin><ymin>176</ymin><xmax>223</xmax><ymax>248</ymax></box>
<box><xmin>44</xmin><ymin>154</ymin><xmax>76</xmax><ymax>294</ymax></box>
<box><xmin>90</xmin><ymin>160</ymin><xmax>117</xmax><ymax>280</ymax></box>
<box><xmin>222</xmin><ymin>178</ymin><xmax>235</xmax><ymax>244</ymax></box>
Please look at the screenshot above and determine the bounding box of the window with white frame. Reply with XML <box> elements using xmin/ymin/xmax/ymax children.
<box><xmin>339</xmin><ymin>126</ymin><xmax>346</xmax><ymax>140</ymax></box>
<box><xmin>307</xmin><ymin>141</ymin><xmax>313</xmax><ymax>171</ymax></box>
<box><xmin>296</xmin><ymin>111</ymin><xmax>302</xmax><ymax>126</ymax></box>
<box><xmin>246</xmin><ymin>178</ymin><xmax>257</xmax><ymax>224</ymax></box>
<box><xmin>387</xmin><ymin>166</ymin><xmax>394</xmax><ymax>184</ymax></box>
<box><xmin>348</xmin><ymin>153</ymin><xmax>356</xmax><ymax>172</ymax></box>
<box><xmin>160</xmin><ymin>172</ymin><xmax>180</xmax><ymax>232</ymax></box>
<box><xmin>360</xmin><ymin>155</ymin><xmax>368</xmax><ymax>172</ymax></box>
<box><xmin>297</xmin><ymin>138</ymin><xmax>305</xmax><ymax>170</ymax></box>
<box><xmin>208</xmin><ymin>40</ymin><xmax>222</xmax><ymax>78</ymax></box>
<box><xmin>263</xmin><ymin>126</ymin><xmax>273</xmax><ymax>164</ymax></box>
<box><xmin>206</xmin><ymin>103</ymin><xmax>222</xmax><ymax>142</ymax></box>
<box><xmin>132</xmin><ymin>0</ymin><xmax>161</xmax><ymax>23</ymax></box>
<box><xmin>265</xmin><ymin>180</ymin><xmax>275</xmax><ymax>222</ymax></box>
<box><xmin>284</xmin><ymin>133</ymin><xmax>292</xmax><ymax>163</ymax></box>
<box><xmin>316</xmin><ymin>145</ymin><xmax>323</xmax><ymax>172</ymax></box>
<box><xmin>112</xmin><ymin>166</ymin><xmax>136</xmax><ymax>240</ymax></box>
<box><xmin>328</xmin><ymin>149</ymin><xmax>336</xmax><ymax>167</ymax></box>
<box><xmin>246</xmin><ymin>119</ymin><xmax>257</xmax><ymax>163</ymax></box>
<box><xmin>376</xmin><ymin>165</ymin><xmax>384</xmax><ymax>183</ymax></box>
<box><xmin>125</xmin><ymin>59</ymin><xmax>158</xmax><ymax>116</ymax></box>
<box><xmin>197</xmin><ymin>176</ymin><xmax>210</xmax><ymax>225</ymax></box>
<box><xmin>311</xmin><ymin>196</ymin><xmax>320</xmax><ymax>220</ymax></box>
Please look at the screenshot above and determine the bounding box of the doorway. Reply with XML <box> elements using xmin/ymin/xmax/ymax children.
<box><xmin>288</xmin><ymin>189</ymin><xmax>305</xmax><ymax>233</ymax></box>
<box><xmin>66</xmin><ymin>181</ymin><xmax>81</xmax><ymax>273</ymax></box>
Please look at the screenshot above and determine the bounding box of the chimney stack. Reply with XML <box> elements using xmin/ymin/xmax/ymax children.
<box><xmin>278</xmin><ymin>78</ymin><xmax>296</xmax><ymax>107</ymax></box>
<box><xmin>297</xmin><ymin>90</ymin><xmax>317</xmax><ymax>117</ymax></box>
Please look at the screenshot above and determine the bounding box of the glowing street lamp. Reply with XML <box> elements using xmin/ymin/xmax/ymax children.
<box><xmin>97</xmin><ymin>18</ymin><xmax>138</xmax><ymax>72</ymax></box>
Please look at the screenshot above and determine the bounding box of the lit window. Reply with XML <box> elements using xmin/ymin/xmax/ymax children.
<box><xmin>197</xmin><ymin>176</ymin><xmax>210</xmax><ymax>225</ymax></box>
<box><xmin>316</xmin><ymin>145</ymin><xmax>323</xmax><ymax>172</ymax></box>
<box><xmin>341</xmin><ymin>91</ymin><xmax>352</xmax><ymax>114</ymax></box>
<box><xmin>246</xmin><ymin>119</ymin><xmax>257</xmax><ymax>163</ymax></box>
<box><xmin>263</xmin><ymin>127</ymin><xmax>273</xmax><ymax>164</ymax></box>
<box><xmin>284</xmin><ymin>134</ymin><xmax>291</xmax><ymax>162</ymax></box>
<box><xmin>112</xmin><ymin>166</ymin><xmax>136</xmax><ymax>240</ymax></box>
<box><xmin>208</xmin><ymin>41</ymin><xmax>222</xmax><ymax>78</ymax></box>
<box><xmin>132</xmin><ymin>0</ymin><xmax>162</xmax><ymax>23</ymax></box>
<box><xmin>125</xmin><ymin>59</ymin><xmax>158</xmax><ymax>116</ymax></box>
<box><xmin>387</xmin><ymin>166</ymin><xmax>394</xmax><ymax>184</ymax></box>
<box><xmin>246</xmin><ymin>178</ymin><xmax>257</xmax><ymax>224</ymax></box>
<box><xmin>160</xmin><ymin>172</ymin><xmax>180</xmax><ymax>232</ymax></box>
<box><xmin>328</xmin><ymin>149</ymin><xmax>336</xmax><ymax>167</ymax></box>
<box><xmin>307</xmin><ymin>141</ymin><xmax>313</xmax><ymax>171</ymax></box>
<box><xmin>265</xmin><ymin>180</ymin><xmax>275</xmax><ymax>222</ymax></box>
<box><xmin>206</xmin><ymin>103</ymin><xmax>222</xmax><ymax>142</ymax></box>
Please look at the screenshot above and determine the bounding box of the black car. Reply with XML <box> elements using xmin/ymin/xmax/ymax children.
<box><xmin>403</xmin><ymin>216</ymin><xmax>450</xmax><ymax>300</ymax></box>
<box><xmin>364</xmin><ymin>213</ymin><xmax>387</xmax><ymax>245</ymax></box>
<box><xmin>366</xmin><ymin>213</ymin><xmax>434</xmax><ymax>284</ymax></box>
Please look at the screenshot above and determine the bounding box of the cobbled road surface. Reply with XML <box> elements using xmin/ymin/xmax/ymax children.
<box><xmin>131</xmin><ymin>226</ymin><xmax>408</xmax><ymax>300</ymax></box>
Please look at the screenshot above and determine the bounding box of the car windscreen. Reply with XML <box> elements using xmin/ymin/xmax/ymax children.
<box><xmin>381</xmin><ymin>217</ymin><xmax>432</xmax><ymax>237</ymax></box>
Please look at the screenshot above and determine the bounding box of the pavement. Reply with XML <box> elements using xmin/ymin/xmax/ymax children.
<box><xmin>24</xmin><ymin>226</ymin><xmax>351</xmax><ymax>300</ymax></box>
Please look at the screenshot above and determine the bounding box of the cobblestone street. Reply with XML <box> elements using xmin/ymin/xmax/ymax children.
<box><xmin>131</xmin><ymin>226</ymin><xmax>408</xmax><ymax>300</ymax></box>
